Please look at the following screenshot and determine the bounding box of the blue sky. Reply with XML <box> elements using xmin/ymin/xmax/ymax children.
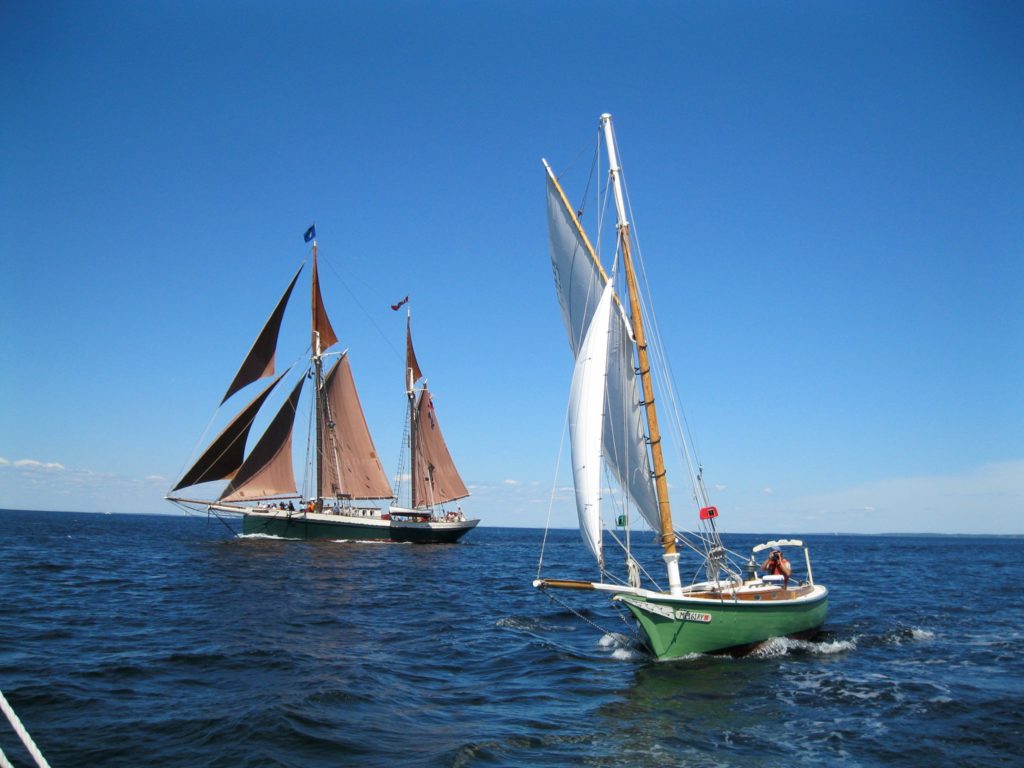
<box><xmin>1</xmin><ymin>1</ymin><xmax>1021</xmax><ymax>534</ymax></box>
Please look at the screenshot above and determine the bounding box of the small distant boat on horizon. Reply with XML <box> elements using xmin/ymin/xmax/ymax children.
<box><xmin>534</xmin><ymin>114</ymin><xmax>828</xmax><ymax>659</ymax></box>
<box><xmin>166</xmin><ymin>227</ymin><xmax>478</xmax><ymax>544</ymax></box>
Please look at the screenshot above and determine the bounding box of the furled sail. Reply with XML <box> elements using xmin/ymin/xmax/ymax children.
<box><xmin>412</xmin><ymin>390</ymin><xmax>469</xmax><ymax>508</ymax></box>
<box><xmin>173</xmin><ymin>372</ymin><xmax>287</xmax><ymax>491</ymax></box>
<box><xmin>320</xmin><ymin>355</ymin><xmax>394</xmax><ymax>500</ymax></box>
<box><xmin>219</xmin><ymin>377</ymin><xmax>304</xmax><ymax>501</ymax></box>
<box><xmin>221</xmin><ymin>266</ymin><xmax>302</xmax><ymax>405</ymax></box>
<box><xmin>545</xmin><ymin>169</ymin><xmax>661</xmax><ymax>531</ymax></box>
<box><xmin>311</xmin><ymin>251</ymin><xmax>338</xmax><ymax>353</ymax></box>
<box><xmin>569</xmin><ymin>281</ymin><xmax>614</xmax><ymax>567</ymax></box>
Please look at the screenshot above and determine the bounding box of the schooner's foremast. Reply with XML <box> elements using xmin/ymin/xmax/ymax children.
<box><xmin>600</xmin><ymin>114</ymin><xmax>683</xmax><ymax>597</ymax></box>
<box><xmin>310</xmin><ymin>233</ymin><xmax>340</xmax><ymax>513</ymax></box>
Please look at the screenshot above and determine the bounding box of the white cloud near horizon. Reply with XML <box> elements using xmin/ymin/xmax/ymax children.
<box><xmin>10</xmin><ymin>459</ymin><xmax>65</xmax><ymax>471</ymax></box>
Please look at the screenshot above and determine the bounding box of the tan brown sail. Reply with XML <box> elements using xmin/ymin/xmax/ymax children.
<box><xmin>412</xmin><ymin>389</ymin><xmax>468</xmax><ymax>508</ymax></box>
<box><xmin>173</xmin><ymin>372</ymin><xmax>286</xmax><ymax>491</ymax></box>
<box><xmin>311</xmin><ymin>250</ymin><xmax>338</xmax><ymax>353</ymax></box>
<box><xmin>406</xmin><ymin>316</ymin><xmax>422</xmax><ymax>389</ymax></box>
<box><xmin>222</xmin><ymin>266</ymin><xmax>302</xmax><ymax>404</ymax></box>
<box><xmin>320</xmin><ymin>355</ymin><xmax>394</xmax><ymax>500</ymax></box>
<box><xmin>219</xmin><ymin>377</ymin><xmax>304</xmax><ymax>501</ymax></box>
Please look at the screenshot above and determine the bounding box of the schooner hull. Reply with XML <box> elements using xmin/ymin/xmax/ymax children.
<box><xmin>615</xmin><ymin>588</ymin><xmax>829</xmax><ymax>659</ymax></box>
<box><xmin>241</xmin><ymin>510</ymin><xmax>478</xmax><ymax>544</ymax></box>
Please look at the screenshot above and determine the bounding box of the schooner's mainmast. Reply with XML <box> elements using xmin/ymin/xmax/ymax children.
<box><xmin>405</xmin><ymin>310</ymin><xmax>423</xmax><ymax>508</ymax></box>
<box><xmin>401</xmin><ymin>313</ymin><xmax>469</xmax><ymax>512</ymax></box>
<box><xmin>310</xmin><ymin>233</ymin><xmax>340</xmax><ymax>513</ymax></box>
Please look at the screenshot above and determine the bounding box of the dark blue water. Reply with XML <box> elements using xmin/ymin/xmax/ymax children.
<box><xmin>1</xmin><ymin>509</ymin><xmax>1021</xmax><ymax>767</ymax></box>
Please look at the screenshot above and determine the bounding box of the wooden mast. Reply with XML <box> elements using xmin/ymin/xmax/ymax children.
<box><xmin>311</xmin><ymin>239</ymin><xmax>325</xmax><ymax>514</ymax></box>
<box><xmin>600</xmin><ymin>113</ymin><xmax>683</xmax><ymax>595</ymax></box>
<box><xmin>407</xmin><ymin>309</ymin><xmax>418</xmax><ymax>509</ymax></box>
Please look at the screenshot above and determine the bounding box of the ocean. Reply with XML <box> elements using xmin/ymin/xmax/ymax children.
<box><xmin>1</xmin><ymin>509</ymin><xmax>1021</xmax><ymax>767</ymax></box>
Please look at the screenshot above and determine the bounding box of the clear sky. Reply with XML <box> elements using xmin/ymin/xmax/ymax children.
<box><xmin>2</xmin><ymin>1</ymin><xmax>1021</xmax><ymax>535</ymax></box>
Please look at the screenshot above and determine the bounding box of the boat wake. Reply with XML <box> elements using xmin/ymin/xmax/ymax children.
<box><xmin>750</xmin><ymin>635</ymin><xmax>857</xmax><ymax>659</ymax></box>
<box><xmin>329</xmin><ymin>539</ymin><xmax>408</xmax><ymax>545</ymax></box>
<box><xmin>236</xmin><ymin>532</ymin><xmax>285</xmax><ymax>540</ymax></box>
<box><xmin>883</xmin><ymin>626</ymin><xmax>935</xmax><ymax>644</ymax></box>
<box><xmin>747</xmin><ymin>625</ymin><xmax>934</xmax><ymax>659</ymax></box>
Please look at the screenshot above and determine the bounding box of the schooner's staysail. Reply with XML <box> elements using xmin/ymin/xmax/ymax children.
<box><xmin>534</xmin><ymin>115</ymin><xmax>828</xmax><ymax>659</ymax></box>
<box><xmin>167</xmin><ymin>228</ymin><xmax>478</xmax><ymax>544</ymax></box>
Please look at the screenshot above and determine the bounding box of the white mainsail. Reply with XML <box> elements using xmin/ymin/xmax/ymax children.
<box><xmin>546</xmin><ymin>170</ymin><xmax>661</xmax><ymax>532</ymax></box>
<box><xmin>568</xmin><ymin>281</ymin><xmax>614</xmax><ymax>567</ymax></box>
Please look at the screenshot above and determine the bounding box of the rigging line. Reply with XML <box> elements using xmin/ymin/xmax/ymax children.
<box><xmin>573</xmin><ymin>139</ymin><xmax>600</xmax><ymax>223</ymax></box>
<box><xmin>392</xmin><ymin>401</ymin><xmax>411</xmax><ymax>502</ymax></box>
<box><xmin>605</xmin><ymin>527</ymin><xmax>665</xmax><ymax>593</ymax></box>
<box><xmin>647</xmin><ymin>310</ymin><xmax>706</xmax><ymax>508</ymax></box>
<box><xmin>318</xmin><ymin>252</ymin><xmax>404</xmax><ymax>362</ymax></box>
<box><xmin>170</xmin><ymin>407</ymin><xmax>221</xmax><ymax>496</ymax></box>
<box><xmin>634</xmin><ymin>282</ymin><xmax>707</xmax><ymax>515</ymax></box>
<box><xmin>302</xmin><ymin>378</ymin><xmax>316</xmax><ymax>501</ymax></box>
<box><xmin>537</xmin><ymin>586</ymin><xmax>618</xmax><ymax>641</ymax></box>
<box><xmin>610</xmin><ymin>601</ymin><xmax>648</xmax><ymax>647</ymax></box>
<box><xmin>597</xmin><ymin>160</ymin><xmax>617</xmax><ymax>266</ymax></box>
<box><xmin>209</xmin><ymin>508</ymin><xmax>241</xmax><ymax>538</ymax></box>
<box><xmin>553</xmin><ymin>130</ymin><xmax>601</xmax><ymax>203</ymax></box>
<box><xmin>625</xmin><ymin>200</ymin><xmax>708</xmax><ymax>507</ymax></box>
<box><xmin>537</xmin><ymin>395</ymin><xmax>572</xmax><ymax>580</ymax></box>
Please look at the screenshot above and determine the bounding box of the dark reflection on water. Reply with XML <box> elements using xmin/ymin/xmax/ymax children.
<box><xmin>1</xmin><ymin>510</ymin><xmax>1021</xmax><ymax>767</ymax></box>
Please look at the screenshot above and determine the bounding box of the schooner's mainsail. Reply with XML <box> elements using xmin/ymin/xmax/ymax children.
<box><xmin>167</xmin><ymin>228</ymin><xmax>478</xmax><ymax>544</ymax></box>
<box><xmin>535</xmin><ymin>115</ymin><xmax>828</xmax><ymax>659</ymax></box>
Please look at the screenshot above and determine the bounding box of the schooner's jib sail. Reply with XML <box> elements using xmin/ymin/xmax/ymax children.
<box><xmin>534</xmin><ymin>115</ymin><xmax>828</xmax><ymax>659</ymax></box>
<box><xmin>167</xmin><ymin>227</ymin><xmax>478</xmax><ymax>544</ymax></box>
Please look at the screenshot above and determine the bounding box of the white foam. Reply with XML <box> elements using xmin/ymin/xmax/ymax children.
<box><xmin>597</xmin><ymin>632</ymin><xmax>647</xmax><ymax>661</ymax></box>
<box><xmin>752</xmin><ymin>635</ymin><xmax>856</xmax><ymax>658</ymax></box>
<box><xmin>611</xmin><ymin>646</ymin><xmax>645</xmax><ymax>661</ymax></box>
<box><xmin>598</xmin><ymin>632</ymin><xmax>631</xmax><ymax>649</ymax></box>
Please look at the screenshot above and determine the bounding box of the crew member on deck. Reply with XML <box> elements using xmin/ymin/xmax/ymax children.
<box><xmin>762</xmin><ymin>548</ymin><xmax>792</xmax><ymax>588</ymax></box>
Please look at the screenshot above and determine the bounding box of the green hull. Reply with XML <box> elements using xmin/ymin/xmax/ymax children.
<box><xmin>241</xmin><ymin>514</ymin><xmax>477</xmax><ymax>544</ymax></box>
<box><xmin>617</xmin><ymin>589</ymin><xmax>829</xmax><ymax>659</ymax></box>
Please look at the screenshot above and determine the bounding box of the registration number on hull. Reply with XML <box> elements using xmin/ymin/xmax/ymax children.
<box><xmin>626</xmin><ymin>599</ymin><xmax>713</xmax><ymax>623</ymax></box>
<box><xmin>676</xmin><ymin>610</ymin><xmax>712</xmax><ymax>623</ymax></box>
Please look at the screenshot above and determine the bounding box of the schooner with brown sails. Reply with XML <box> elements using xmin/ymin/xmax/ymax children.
<box><xmin>166</xmin><ymin>227</ymin><xmax>478</xmax><ymax>543</ymax></box>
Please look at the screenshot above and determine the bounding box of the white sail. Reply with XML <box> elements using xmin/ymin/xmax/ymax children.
<box><xmin>569</xmin><ymin>281</ymin><xmax>614</xmax><ymax>567</ymax></box>
<box><xmin>546</xmin><ymin>171</ymin><xmax>661</xmax><ymax>532</ymax></box>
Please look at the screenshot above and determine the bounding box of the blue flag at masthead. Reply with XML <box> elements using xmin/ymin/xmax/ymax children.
<box><xmin>303</xmin><ymin>225</ymin><xmax>316</xmax><ymax>243</ymax></box>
